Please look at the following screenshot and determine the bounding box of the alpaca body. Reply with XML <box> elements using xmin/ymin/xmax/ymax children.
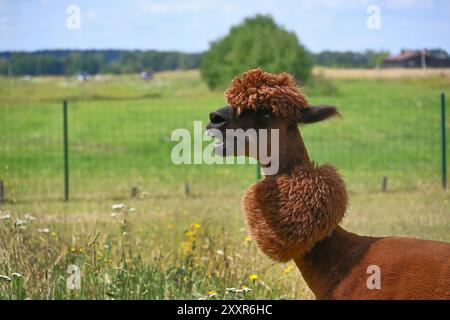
<box><xmin>244</xmin><ymin>165</ymin><xmax>450</xmax><ymax>300</ymax></box>
<box><xmin>208</xmin><ymin>68</ymin><xmax>450</xmax><ymax>300</ymax></box>
<box><xmin>295</xmin><ymin>227</ymin><xmax>450</xmax><ymax>300</ymax></box>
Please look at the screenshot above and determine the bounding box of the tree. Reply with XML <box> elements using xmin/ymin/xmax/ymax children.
<box><xmin>201</xmin><ymin>15</ymin><xmax>313</xmax><ymax>90</ymax></box>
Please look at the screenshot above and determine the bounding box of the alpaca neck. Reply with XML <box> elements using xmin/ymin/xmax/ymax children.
<box><xmin>293</xmin><ymin>226</ymin><xmax>377</xmax><ymax>299</ymax></box>
<box><xmin>261</xmin><ymin>125</ymin><xmax>311</xmax><ymax>176</ymax></box>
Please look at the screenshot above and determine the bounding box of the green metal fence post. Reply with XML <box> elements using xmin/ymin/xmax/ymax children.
<box><xmin>256</xmin><ymin>161</ymin><xmax>261</xmax><ymax>181</ymax></box>
<box><xmin>63</xmin><ymin>100</ymin><xmax>70</xmax><ymax>201</ymax></box>
<box><xmin>441</xmin><ymin>93</ymin><xmax>447</xmax><ymax>189</ymax></box>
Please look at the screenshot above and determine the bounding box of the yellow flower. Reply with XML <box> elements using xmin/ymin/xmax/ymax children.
<box><xmin>240</xmin><ymin>285</ymin><xmax>252</xmax><ymax>292</ymax></box>
<box><xmin>183</xmin><ymin>276</ymin><xmax>189</xmax><ymax>283</ymax></box>
<box><xmin>181</xmin><ymin>241</ymin><xmax>192</xmax><ymax>253</ymax></box>
<box><xmin>185</xmin><ymin>231</ymin><xmax>195</xmax><ymax>237</ymax></box>
<box><xmin>70</xmin><ymin>247</ymin><xmax>76</xmax><ymax>253</ymax></box>
<box><xmin>283</xmin><ymin>266</ymin><xmax>294</xmax><ymax>274</ymax></box>
<box><xmin>207</xmin><ymin>290</ymin><xmax>218</xmax><ymax>298</ymax></box>
<box><xmin>244</xmin><ymin>236</ymin><xmax>252</xmax><ymax>242</ymax></box>
<box><xmin>249</xmin><ymin>274</ymin><xmax>258</xmax><ymax>281</ymax></box>
<box><xmin>79</xmin><ymin>247</ymin><xmax>85</xmax><ymax>254</ymax></box>
<box><xmin>192</xmin><ymin>223</ymin><xmax>201</xmax><ymax>230</ymax></box>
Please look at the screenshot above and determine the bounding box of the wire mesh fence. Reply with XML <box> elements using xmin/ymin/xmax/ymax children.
<box><xmin>0</xmin><ymin>77</ymin><xmax>447</xmax><ymax>202</ymax></box>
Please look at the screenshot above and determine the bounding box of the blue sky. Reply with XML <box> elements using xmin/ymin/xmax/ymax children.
<box><xmin>1</xmin><ymin>0</ymin><xmax>449</xmax><ymax>53</ymax></box>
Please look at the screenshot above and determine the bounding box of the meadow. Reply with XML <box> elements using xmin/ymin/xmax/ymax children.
<box><xmin>0</xmin><ymin>69</ymin><xmax>449</xmax><ymax>299</ymax></box>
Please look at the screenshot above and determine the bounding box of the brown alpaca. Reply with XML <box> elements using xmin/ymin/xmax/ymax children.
<box><xmin>207</xmin><ymin>68</ymin><xmax>450</xmax><ymax>300</ymax></box>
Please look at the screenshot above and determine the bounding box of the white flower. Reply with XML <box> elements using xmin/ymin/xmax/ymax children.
<box><xmin>0</xmin><ymin>275</ymin><xmax>11</xmax><ymax>281</ymax></box>
<box><xmin>24</xmin><ymin>214</ymin><xmax>36</xmax><ymax>221</ymax></box>
<box><xmin>38</xmin><ymin>228</ymin><xmax>50</xmax><ymax>233</ymax></box>
<box><xmin>129</xmin><ymin>208</ymin><xmax>136</xmax><ymax>213</ymax></box>
<box><xmin>11</xmin><ymin>273</ymin><xmax>22</xmax><ymax>278</ymax></box>
<box><xmin>216</xmin><ymin>250</ymin><xmax>224</xmax><ymax>256</ymax></box>
<box><xmin>0</xmin><ymin>213</ymin><xmax>11</xmax><ymax>220</ymax></box>
<box><xmin>15</xmin><ymin>219</ymin><xmax>27</xmax><ymax>226</ymax></box>
<box><xmin>112</xmin><ymin>204</ymin><xmax>125</xmax><ymax>210</ymax></box>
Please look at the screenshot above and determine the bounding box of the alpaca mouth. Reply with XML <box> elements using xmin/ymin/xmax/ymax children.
<box><xmin>206</xmin><ymin>129</ymin><xmax>225</xmax><ymax>147</ymax></box>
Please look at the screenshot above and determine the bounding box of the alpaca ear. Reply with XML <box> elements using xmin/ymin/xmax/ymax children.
<box><xmin>299</xmin><ymin>105</ymin><xmax>340</xmax><ymax>124</ymax></box>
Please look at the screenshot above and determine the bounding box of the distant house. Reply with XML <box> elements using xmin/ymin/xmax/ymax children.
<box><xmin>383</xmin><ymin>49</ymin><xmax>450</xmax><ymax>68</ymax></box>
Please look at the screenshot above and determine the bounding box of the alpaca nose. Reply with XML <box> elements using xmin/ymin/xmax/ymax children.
<box><xmin>209</xmin><ymin>111</ymin><xmax>226</xmax><ymax>124</ymax></box>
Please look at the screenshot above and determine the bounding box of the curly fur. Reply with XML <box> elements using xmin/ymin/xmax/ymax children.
<box><xmin>243</xmin><ymin>163</ymin><xmax>348</xmax><ymax>262</ymax></box>
<box><xmin>225</xmin><ymin>68</ymin><xmax>309</xmax><ymax>121</ymax></box>
<box><xmin>222</xmin><ymin>68</ymin><xmax>450</xmax><ymax>299</ymax></box>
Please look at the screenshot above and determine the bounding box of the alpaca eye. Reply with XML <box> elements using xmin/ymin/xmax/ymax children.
<box><xmin>258</xmin><ymin>110</ymin><xmax>271</xmax><ymax>119</ymax></box>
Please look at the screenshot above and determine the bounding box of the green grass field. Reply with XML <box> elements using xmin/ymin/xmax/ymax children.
<box><xmin>0</xmin><ymin>70</ymin><xmax>449</xmax><ymax>299</ymax></box>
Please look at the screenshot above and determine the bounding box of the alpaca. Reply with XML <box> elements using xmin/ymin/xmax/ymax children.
<box><xmin>206</xmin><ymin>68</ymin><xmax>450</xmax><ymax>300</ymax></box>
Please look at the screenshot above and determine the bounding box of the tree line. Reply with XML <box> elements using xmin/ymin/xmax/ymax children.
<box><xmin>0</xmin><ymin>50</ymin><xmax>202</xmax><ymax>76</ymax></box>
<box><xmin>0</xmin><ymin>48</ymin><xmax>394</xmax><ymax>77</ymax></box>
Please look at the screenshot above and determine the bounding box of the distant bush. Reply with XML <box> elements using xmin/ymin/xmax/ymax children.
<box><xmin>303</xmin><ymin>75</ymin><xmax>339</xmax><ymax>97</ymax></box>
<box><xmin>201</xmin><ymin>15</ymin><xmax>313</xmax><ymax>90</ymax></box>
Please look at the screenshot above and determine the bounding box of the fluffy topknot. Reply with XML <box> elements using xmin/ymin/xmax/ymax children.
<box><xmin>225</xmin><ymin>68</ymin><xmax>309</xmax><ymax>121</ymax></box>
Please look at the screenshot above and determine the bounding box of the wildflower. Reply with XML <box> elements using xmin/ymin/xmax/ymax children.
<box><xmin>112</xmin><ymin>204</ymin><xmax>125</xmax><ymax>210</ymax></box>
<box><xmin>185</xmin><ymin>230</ymin><xmax>195</xmax><ymax>238</ymax></box>
<box><xmin>241</xmin><ymin>285</ymin><xmax>252</xmax><ymax>292</ymax></box>
<box><xmin>79</xmin><ymin>247</ymin><xmax>85</xmax><ymax>254</ymax></box>
<box><xmin>190</xmin><ymin>223</ymin><xmax>201</xmax><ymax>230</ymax></box>
<box><xmin>15</xmin><ymin>219</ymin><xmax>27</xmax><ymax>226</ymax></box>
<box><xmin>70</xmin><ymin>247</ymin><xmax>76</xmax><ymax>253</ymax></box>
<box><xmin>181</xmin><ymin>241</ymin><xmax>192</xmax><ymax>253</ymax></box>
<box><xmin>51</xmin><ymin>232</ymin><xmax>57</xmax><ymax>237</ymax></box>
<box><xmin>226</xmin><ymin>287</ymin><xmax>243</xmax><ymax>294</ymax></box>
<box><xmin>0</xmin><ymin>213</ymin><xmax>11</xmax><ymax>220</ymax></box>
<box><xmin>130</xmin><ymin>208</ymin><xmax>136</xmax><ymax>213</ymax></box>
<box><xmin>183</xmin><ymin>276</ymin><xmax>189</xmax><ymax>283</ymax></box>
<box><xmin>24</xmin><ymin>214</ymin><xmax>36</xmax><ymax>221</ymax></box>
<box><xmin>207</xmin><ymin>290</ymin><xmax>218</xmax><ymax>298</ymax></box>
<box><xmin>249</xmin><ymin>274</ymin><xmax>258</xmax><ymax>282</ymax></box>
<box><xmin>244</xmin><ymin>236</ymin><xmax>252</xmax><ymax>242</ymax></box>
<box><xmin>14</xmin><ymin>219</ymin><xmax>27</xmax><ymax>230</ymax></box>
<box><xmin>38</xmin><ymin>228</ymin><xmax>50</xmax><ymax>233</ymax></box>
<box><xmin>0</xmin><ymin>275</ymin><xmax>11</xmax><ymax>281</ymax></box>
<box><xmin>216</xmin><ymin>250</ymin><xmax>224</xmax><ymax>256</ymax></box>
<box><xmin>283</xmin><ymin>266</ymin><xmax>294</xmax><ymax>274</ymax></box>
<box><xmin>11</xmin><ymin>272</ymin><xmax>22</xmax><ymax>278</ymax></box>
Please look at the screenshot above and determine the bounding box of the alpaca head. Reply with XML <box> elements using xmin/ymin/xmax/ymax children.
<box><xmin>206</xmin><ymin>68</ymin><xmax>340</xmax><ymax>173</ymax></box>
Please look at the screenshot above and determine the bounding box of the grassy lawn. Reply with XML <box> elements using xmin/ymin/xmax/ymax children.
<box><xmin>0</xmin><ymin>70</ymin><xmax>449</xmax><ymax>299</ymax></box>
